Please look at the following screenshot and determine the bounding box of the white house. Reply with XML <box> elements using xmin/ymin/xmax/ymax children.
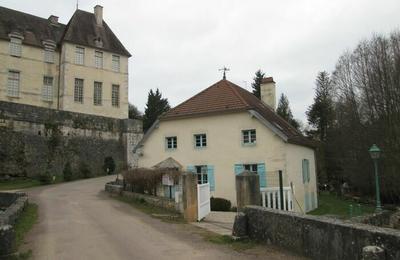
<box><xmin>134</xmin><ymin>77</ymin><xmax>318</xmax><ymax>213</ymax></box>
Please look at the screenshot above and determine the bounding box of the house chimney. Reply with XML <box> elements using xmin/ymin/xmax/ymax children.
<box><xmin>48</xmin><ymin>15</ymin><xmax>59</xmax><ymax>25</ymax></box>
<box><xmin>260</xmin><ymin>77</ymin><xmax>276</xmax><ymax>110</ymax></box>
<box><xmin>94</xmin><ymin>5</ymin><xmax>103</xmax><ymax>26</ymax></box>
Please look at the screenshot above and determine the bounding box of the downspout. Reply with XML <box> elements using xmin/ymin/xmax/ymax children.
<box><xmin>56</xmin><ymin>45</ymin><xmax>62</xmax><ymax>110</ymax></box>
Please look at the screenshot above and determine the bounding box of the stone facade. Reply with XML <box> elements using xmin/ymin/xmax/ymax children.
<box><xmin>0</xmin><ymin>101</ymin><xmax>142</xmax><ymax>178</ymax></box>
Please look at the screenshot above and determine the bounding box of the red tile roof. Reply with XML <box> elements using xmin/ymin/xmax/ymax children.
<box><xmin>161</xmin><ymin>79</ymin><xmax>316</xmax><ymax>148</ymax></box>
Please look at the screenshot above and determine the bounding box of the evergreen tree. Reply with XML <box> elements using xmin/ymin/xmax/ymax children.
<box><xmin>276</xmin><ymin>93</ymin><xmax>300</xmax><ymax>130</ymax></box>
<box><xmin>143</xmin><ymin>89</ymin><xmax>170</xmax><ymax>132</ymax></box>
<box><xmin>306</xmin><ymin>71</ymin><xmax>334</xmax><ymax>141</ymax></box>
<box><xmin>128</xmin><ymin>103</ymin><xmax>142</xmax><ymax>119</ymax></box>
<box><xmin>251</xmin><ymin>69</ymin><xmax>265</xmax><ymax>98</ymax></box>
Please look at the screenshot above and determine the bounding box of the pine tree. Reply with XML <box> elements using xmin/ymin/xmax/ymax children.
<box><xmin>276</xmin><ymin>93</ymin><xmax>300</xmax><ymax>130</ymax></box>
<box><xmin>306</xmin><ymin>71</ymin><xmax>334</xmax><ymax>141</ymax></box>
<box><xmin>143</xmin><ymin>89</ymin><xmax>170</xmax><ymax>132</ymax></box>
<box><xmin>251</xmin><ymin>69</ymin><xmax>265</xmax><ymax>98</ymax></box>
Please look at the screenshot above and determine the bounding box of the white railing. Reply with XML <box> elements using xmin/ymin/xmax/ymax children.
<box><xmin>261</xmin><ymin>187</ymin><xmax>293</xmax><ymax>211</ymax></box>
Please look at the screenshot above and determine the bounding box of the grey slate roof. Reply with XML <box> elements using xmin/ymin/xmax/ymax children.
<box><xmin>0</xmin><ymin>6</ymin><xmax>131</xmax><ymax>56</ymax></box>
<box><xmin>0</xmin><ymin>6</ymin><xmax>66</xmax><ymax>48</ymax></box>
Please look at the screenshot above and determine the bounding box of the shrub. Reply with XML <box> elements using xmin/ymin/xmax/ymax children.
<box><xmin>63</xmin><ymin>162</ymin><xmax>73</xmax><ymax>181</ymax></box>
<box><xmin>103</xmin><ymin>156</ymin><xmax>116</xmax><ymax>175</ymax></box>
<box><xmin>210</xmin><ymin>197</ymin><xmax>232</xmax><ymax>211</ymax></box>
<box><xmin>122</xmin><ymin>168</ymin><xmax>181</xmax><ymax>196</ymax></box>
<box><xmin>39</xmin><ymin>171</ymin><xmax>52</xmax><ymax>184</ymax></box>
<box><xmin>79</xmin><ymin>162</ymin><xmax>91</xmax><ymax>179</ymax></box>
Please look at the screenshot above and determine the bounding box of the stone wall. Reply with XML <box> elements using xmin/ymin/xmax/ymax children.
<box><xmin>0</xmin><ymin>101</ymin><xmax>142</xmax><ymax>178</ymax></box>
<box><xmin>243</xmin><ymin>206</ymin><xmax>400</xmax><ymax>260</ymax></box>
<box><xmin>105</xmin><ymin>182</ymin><xmax>180</xmax><ymax>213</ymax></box>
<box><xmin>0</xmin><ymin>193</ymin><xmax>28</xmax><ymax>226</ymax></box>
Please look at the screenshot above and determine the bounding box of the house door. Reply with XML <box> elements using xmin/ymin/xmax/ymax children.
<box><xmin>197</xmin><ymin>183</ymin><xmax>211</xmax><ymax>221</ymax></box>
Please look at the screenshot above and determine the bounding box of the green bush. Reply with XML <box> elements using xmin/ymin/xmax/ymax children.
<box><xmin>210</xmin><ymin>197</ymin><xmax>232</xmax><ymax>211</ymax></box>
<box><xmin>79</xmin><ymin>162</ymin><xmax>92</xmax><ymax>179</ymax></box>
<box><xmin>39</xmin><ymin>171</ymin><xmax>52</xmax><ymax>184</ymax></box>
<box><xmin>63</xmin><ymin>162</ymin><xmax>73</xmax><ymax>181</ymax></box>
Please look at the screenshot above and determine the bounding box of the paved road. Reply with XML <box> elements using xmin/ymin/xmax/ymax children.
<box><xmin>23</xmin><ymin>175</ymin><xmax>303</xmax><ymax>260</ymax></box>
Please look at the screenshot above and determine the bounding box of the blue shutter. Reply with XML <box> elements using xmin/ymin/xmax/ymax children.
<box><xmin>207</xmin><ymin>165</ymin><xmax>215</xmax><ymax>191</ymax></box>
<box><xmin>234</xmin><ymin>164</ymin><xmax>244</xmax><ymax>175</ymax></box>
<box><xmin>304</xmin><ymin>192</ymin><xmax>309</xmax><ymax>212</ymax></box>
<box><xmin>307</xmin><ymin>160</ymin><xmax>311</xmax><ymax>183</ymax></box>
<box><xmin>302</xmin><ymin>160</ymin><xmax>306</xmax><ymax>184</ymax></box>
<box><xmin>164</xmin><ymin>186</ymin><xmax>169</xmax><ymax>198</ymax></box>
<box><xmin>310</xmin><ymin>191</ymin><xmax>315</xmax><ymax>209</ymax></box>
<box><xmin>257</xmin><ymin>163</ymin><xmax>267</xmax><ymax>188</ymax></box>
<box><xmin>187</xmin><ymin>165</ymin><xmax>195</xmax><ymax>173</ymax></box>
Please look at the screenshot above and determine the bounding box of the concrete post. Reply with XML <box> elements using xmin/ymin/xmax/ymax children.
<box><xmin>182</xmin><ymin>173</ymin><xmax>198</xmax><ymax>222</ymax></box>
<box><xmin>236</xmin><ymin>171</ymin><xmax>261</xmax><ymax>211</ymax></box>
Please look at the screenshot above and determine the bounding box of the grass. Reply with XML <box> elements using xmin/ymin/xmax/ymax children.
<box><xmin>113</xmin><ymin>195</ymin><xmax>186</xmax><ymax>223</ymax></box>
<box><xmin>204</xmin><ymin>234</ymin><xmax>257</xmax><ymax>251</ymax></box>
<box><xmin>308</xmin><ymin>192</ymin><xmax>375</xmax><ymax>219</ymax></box>
<box><xmin>14</xmin><ymin>203</ymin><xmax>39</xmax><ymax>248</ymax></box>
<box><xmin>0</xmin><ymin>179</ymin><xmax>41</xmax><ymax>191</ymax></box>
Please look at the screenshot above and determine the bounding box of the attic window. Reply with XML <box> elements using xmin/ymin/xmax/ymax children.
<box><xmin>9</xmin><ymin>33</ymin><xmax>23</xmax><ymax>57</ymax></box>
<box><xmin>94</xmin><ymin>37</ymin><xmax>103</xmax><ymax>48</ymax></box>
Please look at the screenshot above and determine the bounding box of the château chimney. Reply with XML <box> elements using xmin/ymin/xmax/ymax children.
<box><xmin>260</xmin><ymin>77</ymin><xmax>276</xmax><ymax>110</ymax></box>
<box><xmin>48</xmin><ymin>15</ymin><xmax>59</xmax><ymax>25</ymax></box>
<box><xmin>94</xmin><ymin>5</ymin><xmax>103</xmax><ymax>27</ymax></box>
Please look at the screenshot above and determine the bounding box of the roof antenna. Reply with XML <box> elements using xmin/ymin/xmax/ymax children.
<box><xmin>219</xmin><ymin>66</ymin><xmax>230</xmax><ymax>80</ymax></box>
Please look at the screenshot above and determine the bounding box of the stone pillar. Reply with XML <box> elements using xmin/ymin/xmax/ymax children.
<box><xmin>236</xmin><ymin>171</ymin><xmax>261</xmax><ymax>211</ymax></box>
<box><xmin>182</xmin><ymin>173</ymin><xmax>198</xmax><ymax>222</ymax></box>
<box><xmin>362</xmin><ymin>246</ymin><xmax>386</xmax><ymax>260</ymax></box>
<box><xmin>122</xmin><ymin>119</ymin><xmax>143</xmax><ymax>169</ymax></box>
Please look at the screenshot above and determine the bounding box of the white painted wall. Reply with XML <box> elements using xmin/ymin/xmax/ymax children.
<box><xmin>138</xmin><ymin>111</ymin><xmax>318</xmax><ymax>211</ymax></box>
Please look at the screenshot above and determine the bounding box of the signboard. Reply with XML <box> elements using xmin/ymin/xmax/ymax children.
<box><xmin>162</xmin><ymin>174</ymin><xmax>174</xmax><ymax>186</ymax></box>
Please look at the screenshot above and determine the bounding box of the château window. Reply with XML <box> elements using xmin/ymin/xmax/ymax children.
<box><xmin>74</xmin><ymin>78</ymin><xmax>84</xmax><ymax>103</ymax></box>
<box><xmin>94</xmin><ymin>51</ymin><xmax>103</xmax><ymax>68</ymax></box>
<box><xmin>7</xmin><ymin>70</ymin><xmax>20</xmax><ymax>97</ymax></box>
<box><xmin>9</xmin><ymin>37</ymin><xmax>22</xmax><ymax>57</ymax></box>
<box><xmin>44</xmin><ymin>48</ymin><xmax>54</xmax><ymax>63</ymax></box>
<box><xmin>194</xmin><ymin>134</ymin><xmax>207</xmax><ymax>148</ymax></box>
<box><xmin>112</xmin><ymin>55</ymin><xmax>120</xmax><ymax>72</ymax></box>
<box><xmin>75</xmin><ymin>47</ymin><xmax>85</xmax><ymax>65</ymax></box>
<box><xmin>42</xmin><ymin>76</ymin><xmax>53</xmax><ymax>102</ymax></box>
<box><xmin>112</xmin><ymin>84</ymin><xmax>120</xmax><ymax>107</ymax></box>
<box><xmin>93</xmin><ymin>81</ymin><xmax>102</xmax><ymax>106</ymax></box>
<box><xmin>242</xmin><ymin>129</ymin><xmax>256</xmax><ymax>145</ymax></box>
<box><xmin>166</xmin><ymin>136</ymin><xmax>177</xmax><ymax>149</ymax></box>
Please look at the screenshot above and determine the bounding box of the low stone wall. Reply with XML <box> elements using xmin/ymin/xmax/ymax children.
<box><xmin>105</xmin><ymin>183</ymin><xmax>180</xmax><ymax>213</ymax></box>
<box><xmin>0</xmin><ymin>193</ymin><xmax>28</xmax><ymax>226</ymax></box>
<box><xmin>0</xmin><ymin>192</ymin><xmax>28</xmax><ymax>257</ymax></box>
<box><xmin>356</xmin><ymin>210</ymin><xmax>400</xmax><ymax>230</ymax></box>
<box><xmin>242</xmin><ymin>206</ymin><xmax>400</xmax><ymax>260</ymax></box>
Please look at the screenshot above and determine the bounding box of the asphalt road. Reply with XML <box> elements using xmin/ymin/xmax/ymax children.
<box><xmin>22</xmin><ymin>175</ymin><xmax>304</xmax><ymax>260</ymax></box>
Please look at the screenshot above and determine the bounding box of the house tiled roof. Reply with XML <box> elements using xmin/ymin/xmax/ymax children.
<box><xmin>0</xmin><ymin>6</ymin><xmax>66</xmax><ymax>48</ymax></box>
<box><xmin>162</xmin><ymin>79</ymin><xmax>316</xmax><ymax>148</ymax></box>
<box><xmin>0</xmin><ymin>6</ymin><xmax>131</xmax><ymax>56</ymax></box>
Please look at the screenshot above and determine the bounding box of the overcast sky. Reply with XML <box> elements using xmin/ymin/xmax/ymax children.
<box><xmin>2</xmin><ymin>0</ymin><xmax>400</xmax><ymax>121</ymax></box>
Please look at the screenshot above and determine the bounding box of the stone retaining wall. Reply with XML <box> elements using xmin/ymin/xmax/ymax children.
<box><xmin>243</xmin><ymin>206</ymin><xmax>400</xmax><ymax>260</ymax></box>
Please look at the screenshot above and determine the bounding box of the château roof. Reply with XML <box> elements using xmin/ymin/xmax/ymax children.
<box><xmin>0</xmin><ymin>6</ymin><xmax>131</xmax><ymax>56</ymax></box>
<box><xmin>0</xmin><ymin>6</ymin><xmax>66</xmax><ymax>48</ymax></box>
<box><xmin>162</xmin><ymin>79</ymin><xmax>316</xmax><ymax>148</ymax></box>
